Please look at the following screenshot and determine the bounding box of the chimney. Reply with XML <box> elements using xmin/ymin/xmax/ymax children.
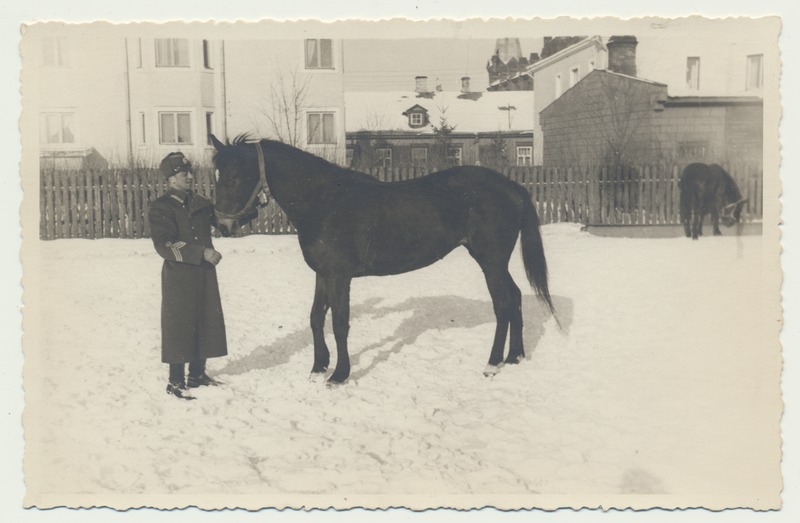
<box><xmin>461</xmin><ymin>76</ymin><xmax>471</xmax><ymax>93</ymax></box>
<box><xmin>607</xmin><ymin>35</ymin><xmax>638</xmax><ymax>77</ymax></box>
<box><xmin>415</xmin><ymin>76</ymin><xmax>428</xmax><ymax>93</ymax></box>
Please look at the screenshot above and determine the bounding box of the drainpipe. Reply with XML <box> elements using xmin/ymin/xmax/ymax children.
<box><xmin>123</xmin><ymin>38</ymin><xmax>134</xmax><ymax>165</ymax></box>
<box><xmin>221</xmin><ymin>40</ymin><xmax>228</xmax><ymax>140</ymax></box>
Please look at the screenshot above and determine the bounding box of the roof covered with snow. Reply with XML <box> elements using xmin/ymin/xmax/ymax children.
<box><xmin>344</xmin><ymin>90</ymin><xmax>535</xmax><ymax>135</ymax></box>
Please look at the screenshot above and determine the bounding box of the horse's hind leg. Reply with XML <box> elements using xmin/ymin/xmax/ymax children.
<box><xmin>310</xmin><ymin>274</ymin><xmax>331</xmax><ymax>375</ymax></box>
<box><xmin>505</xmin><ymin>274</ymin><xmax>524</xmax><ymax>365</ymax></box>
<box><xmin>481</xmin><ymin>267</ymin><xmax>515</xmax><ymax>372</ymax></box>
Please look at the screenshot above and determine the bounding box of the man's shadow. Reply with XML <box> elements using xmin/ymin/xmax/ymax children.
<box><xmin>217</xmin><ymin>294</ymin><xmax>573</xmax><ymax>382</ymax></box>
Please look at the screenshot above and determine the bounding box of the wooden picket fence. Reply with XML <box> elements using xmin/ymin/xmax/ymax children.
<box><xmin>39</xmin><ymin>164</ymin><xmax>763</xmax><ymax>240</ymax></box>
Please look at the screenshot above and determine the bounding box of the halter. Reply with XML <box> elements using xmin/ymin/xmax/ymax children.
<box><xmin>215</xmin><ymin>142</ymin><xmax>272</xmax><ymax>221</ymax></box>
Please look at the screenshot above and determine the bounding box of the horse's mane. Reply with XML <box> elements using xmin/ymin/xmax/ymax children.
<box><xmin>263</xmin><ymin>139</ymin><xmax>378</xmax><ymax>184</ymax></box>
<box><xmin>214</xmin><ymin>134</ymin><xmax>378</xmax><ymax>184</ymax></box>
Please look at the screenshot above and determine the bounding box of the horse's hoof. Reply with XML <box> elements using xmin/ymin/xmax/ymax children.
<box><xmin>504</xmin><ymin>354</ymin><xmax>523</xmax><ymax>365</ymax></box>
<box><xmin>308</xmin><ymin>372</ymin><xmax>326</xmax><ymax>384</ymax></box>
<box><xmin>325</xmin><ymin>378</ymin><xmax>347</xmax><ymax>388</ymax></box>
<box><xmin>483</xmin><ymin>363</ymin><xmax>503</xmax><ymax>377</ymax></box>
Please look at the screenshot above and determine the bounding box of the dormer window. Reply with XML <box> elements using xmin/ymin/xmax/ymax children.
<box><xmin>402</xmin><ymin>104</ymin><xmax>429</xmax><ymax>129</ymax></box>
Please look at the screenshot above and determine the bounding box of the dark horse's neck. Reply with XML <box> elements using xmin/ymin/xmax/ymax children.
<box><xmin>259</xmin><ymin>140</ymin><xmax>374</xmax><ymax>230</ymax></box>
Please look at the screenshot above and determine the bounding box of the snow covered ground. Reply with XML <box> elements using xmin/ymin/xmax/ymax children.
<box><xmin>23</xmin><ymin>224</ymin><xmax>781</xmax><ymax>510</ymax></box>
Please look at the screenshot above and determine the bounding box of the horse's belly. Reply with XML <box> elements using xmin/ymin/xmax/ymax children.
<box><xmin>360</xmin><ymin>240</ymin><xmax>460</xmax><ymax>277</ymax></box>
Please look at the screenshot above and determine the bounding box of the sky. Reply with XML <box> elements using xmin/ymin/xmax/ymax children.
<box><xmin>343</xmin><ymin>38</ymin><xmax>543</xmax><ymax>92</ymax></box>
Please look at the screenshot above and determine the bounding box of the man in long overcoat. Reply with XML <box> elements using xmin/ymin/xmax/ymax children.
<box><xmin>149</xmin><ymin>152</ymin><xmax>227</xmax><ymax>400</ymax></box>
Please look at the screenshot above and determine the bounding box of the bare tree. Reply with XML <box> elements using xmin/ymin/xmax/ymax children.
<box><xmin>257</xmin><ymin>63</ymin><xmax>312</xmax><ymax>148</ymax></box>
<box><xmin>546</xmin><ymin>71</ymin><xmax>664</xmax><ymax>169</ymax></box>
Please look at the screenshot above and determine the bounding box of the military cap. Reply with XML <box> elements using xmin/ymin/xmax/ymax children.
<box><xmin>159</xmin><ymin>152</ymin><xmax>193</xmax><ymax>178</ymax></box>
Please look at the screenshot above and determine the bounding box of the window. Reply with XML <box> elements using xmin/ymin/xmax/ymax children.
<box><xmin>40</xmin><ymin>112</ymin><xmax>75</xmax><ymax>145</ymax></box>
<box><xmin>555</xmin><ymin>73</ymin><xmax>563</xmax><ymax>97</ymax></box>
<box><xmin>686</xmin><ymin>57</ymin><xmax>701</xmax><ymax>90</ymax></box>
<box><xmin>516</xmin><ymin>146</ymin><xmax>533</xmax><ymax>166</ymax></box>
<box><xmin>410</xmin><ymin>113</ymin><xmax>424</xmax><ymax>126</ymax></box>
<box><xmin>139</xmin><ymin>112</ymin><xmax>146</xmax><ymax>144</ymax></box>
<box><xmin>305</xmin><ymin>39</ymin><xmax>333</xmax><ymax>69</ymax></box>
<box><xmin>205</xmin><ymin>112</ymin><xmax>214</xmax><ymax>145</ymax></box>
<box><xmin>155</xmin><ymin>38</ymin><xmax>190</xmax><ymax>67</ymax></box>
<box><xmin>569</xmin><ymin>66</ymin><xmax>580</xmax><ymax>87</ymax></box>
<box><xmin>159</xmin><ymin>112</ymin><xmax>192</xmax><ymax>144</ymax></box>
<box><xmin>202</xmin><ymin>40</ymin><xmax>212</xmax><ymax>69</ymax></box>
<box><xmin>42</xmin><ymin>36</ymin><xmax>69</xmax><ymax>67</ymax></box>
<box><xmin>307</xmin><ymin>112</ymin><xmax>336</xmax><ymax>144</ymax></box>
<box><xmin>411</xmin><ymin>147</ymin><xmax>428</xmax><ymax>168</ymax></box>
<box><xmin>677</xmin><ymin>141</ymin><xmax>708</xmax><ymax>160</ymax></box>
<box><xmin>135</xmin><ymin>38</ymin><xmax>143</xmax><ymax>68</ymax></box>
<box><xmin>345</xmin><ymin>147</ymin><xmax>354</xmax><ymax>167</ymax></box>
<box><xmin>746</xmin><ymin>54</ymin><xmax>763</xmax><ymax>90</ymax></box>
<box><xmin>377</xmin><ymin>148</ymin><xmax>392</xmax><ymax>169</ymax></box>
<box><xmin>447</xmin><ymin>146</ymin><xmax>462</xmax><ymax>166</ymax></box>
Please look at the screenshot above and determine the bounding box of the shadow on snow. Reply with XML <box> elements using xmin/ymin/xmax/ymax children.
<box><xmin>217</xmin><ymin>294</ymin><xmax>573</xmax><ymax>382</ymax></box>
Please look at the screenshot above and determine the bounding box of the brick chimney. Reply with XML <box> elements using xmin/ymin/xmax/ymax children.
<box><xmin>461</xmin><ymin>76</ymin><xmax>471</xmax><ymax>93</ymax></box>
<box><xmin>607</xmin><ymin>35</ymin><xmax>638</xmax><ymax>77</ymax></box>
<box><xmin>415</xmin><ymin>76</ymin><xmax>428</xmax><ymax>93</ymax></box>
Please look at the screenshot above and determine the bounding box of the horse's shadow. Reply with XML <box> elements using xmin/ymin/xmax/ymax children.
<box><xmin>217</xmin><ymin>294</ymin><xmax>574</xmax><ymax>381</ymax></box>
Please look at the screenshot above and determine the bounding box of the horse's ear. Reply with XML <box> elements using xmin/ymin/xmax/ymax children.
<box><xmin>209</xmin><ymin>134</ymin><xmax>225</xmax><ymax>152</ymax></box>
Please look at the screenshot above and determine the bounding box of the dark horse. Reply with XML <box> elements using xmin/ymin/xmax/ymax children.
<box><xmin>210</xmin><ymin>135</ymin><xmax>555</xmax><ymax>384</ymax></box>
<box><xmin>679</xmin><ymin>162</ymin><xmax>748</xmax><ymax>240</ymax></box>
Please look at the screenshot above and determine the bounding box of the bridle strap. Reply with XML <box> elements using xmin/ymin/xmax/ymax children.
<box><xmin>215</xmin><ymin>141</ymin><xmax>271</xmax><ymax>221</ymax></box>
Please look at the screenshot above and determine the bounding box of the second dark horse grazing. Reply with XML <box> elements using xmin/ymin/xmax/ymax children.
<box><xmin>679</xmin><ymin>162</ymin><xmax>748</xmax><ymax>240</ymax></box>
<box><xmin>210</xmin><ymin>135</ymin><xmax>555</xmax><ymax>384</ymax></box>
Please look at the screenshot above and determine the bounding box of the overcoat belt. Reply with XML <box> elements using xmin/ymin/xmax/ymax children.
<box><xmin>148</xmin><ymin>189</ymin><xmax>228</xmax><ymax>364</ymax></box>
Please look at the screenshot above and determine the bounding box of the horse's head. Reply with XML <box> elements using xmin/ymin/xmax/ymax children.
<box><xmin>210</xmin><ymin>134</ymin><xmax>264</xmax><ymax>237</ymax></box>
<box><xmin>721</xmin><ymin>198</ymin><xmax>748</xmax><ymax>227</ymax></box>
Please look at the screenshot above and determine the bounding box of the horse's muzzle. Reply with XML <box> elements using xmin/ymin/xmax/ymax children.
<box><xmin>216</xmin><ymin>216</ymin><xmax>237</xmax><ymax>237</ymax></box>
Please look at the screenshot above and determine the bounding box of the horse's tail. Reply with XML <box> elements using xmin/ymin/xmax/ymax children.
<box><xmin>520</xmin><ymin>197</ymin><xmax>558</xmax><ymax>322</ymax></box>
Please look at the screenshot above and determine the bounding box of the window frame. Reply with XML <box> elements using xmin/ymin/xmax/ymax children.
<box><xmin>516</xmin><ymin>146</ymin><xmax>533</xmax><ymax>166</ymax></box>
<box><xmin>155</xmin><ymin>38</ymin><xmax>191</xmax><ymax>68</ymax></box>
<box><xmin>746</xmin><ymin>54</ymin><xmax>764</xmax><ymax>90</ymax></box>
<box><xmin>304</xmin><ymin>39</ymin><xmax>335</xmax><ymax>70</ymax></box>
<box><xmin>686</xmin><ymin>56</ymin><xmax>701</xmax><ymax>90</ymax></box>
<box><xmin>447</xmin><ymin>146</ymin><xmax>463</xmax><ymax>166</ymax></box>
<box><xmin>40</xmin><ymin>110</ymin><xmax>77</xmax><ymax>147</ymax></box>
<box><xmin>677</xmin><ymin>140</ymin><xmax>708</xmax><ymax>160</ymax></box>
<box><xmin>376</xmin><ymin>148</ymin><xmax>392</xmax><ymax>169</ymax></box>
<box><xmin>411</xmin><ymin>147</ymin><xmax>428</xmax><ymax>167</ymax></box>
<box><xmin>205</xmin><ymin>112</ymin><xmax>215</xmax><ymax>146</ymax></box>
<box><xmin>139</xmin><ymin>112</ymin><xmax>147</xmax><ymax>145</ymax></box>
<box><xmin>158</xmin><ymin>110</ymin><xmax>193</xmax><ymax>145</ymax></box>
<box><xmin>306</xmin><ymin>111</ymin><xmax>337</xmax><ymax>145</ymax></box>
<box><xmin>42</xmin><ymin>36</ymin><xmax>69</xmax><ymax>67</ymax></box>
<box><xmin>569</xmin><ymin>66</ymin><xmax>580</xmax><ymax>88</ymax></box>
<box><xmin>202</xmin><ymin>40</ymin><xmax>213</xmax><ymax>70</ymax></box>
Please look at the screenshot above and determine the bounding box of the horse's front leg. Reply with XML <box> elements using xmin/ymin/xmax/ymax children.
<box><xmin>327</xmin><ymin>275</ymin><xmax>352</xmax><ymax>385</ymax></box>
<box><xmin>310</xmin><ymin>273</ymin><xmax>330</xmax><ymax>375</ymax></box>
<box><xmin>711</xmin><ymin>206</ymin><xmax>723</xmax><ymax>236</ymax></box>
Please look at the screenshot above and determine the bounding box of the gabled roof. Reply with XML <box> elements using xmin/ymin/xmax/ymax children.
<box><xmin>345</xmin><ymin>90</ymin><xmax>535</xmax><ymax>134</ymax></box>
<box><xmin>401</xmin><ymin>104</ymin><xmax>429</xmax><ymax>116</ymax></box>
<box><xmin>526</xmin><ymin>35</ymin><xmax>606</xmax><ymax>75</ymax></box>
<box><xmin>488</xmin><ymin>36</ymin><xmax>606</xmax><ymax>90</ymax></box>
<box><xmin>539</xmin><ymin>69</ymin><xmax>668</xmax><ymax>116</ymax></box>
